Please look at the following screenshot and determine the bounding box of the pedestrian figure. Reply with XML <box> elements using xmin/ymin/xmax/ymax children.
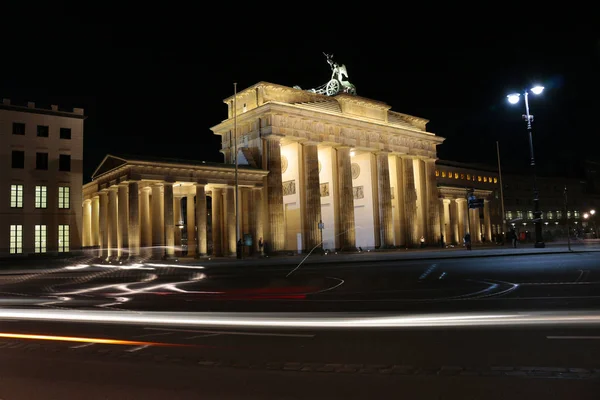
<box><xmin>464</xmin><ymin>232</ymin><xmax>472</xmax><ymax>250</ymax></box>
<box><xmin>258</xmin><ymin>237</ymin><xmax>264</xmax><ymax>256</ymax></box>
<box><xmin>510</xmin><ymin>228</ymin><xmax>517</xmax><ymax>248</ymax></box>
<box><xmin>420</xmin><ymin>236</ymin><xmax>426</xmax><ymax>248</ymax></box>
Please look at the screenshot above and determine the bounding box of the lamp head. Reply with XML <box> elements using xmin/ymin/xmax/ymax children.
<box><xmin>530</xmin><ymin>86</ymin><xmax>544</xmax><ymax>95</ymax></box>
<box><xmin>507</xmin><ymin>93</ymin><xmax>520</xmax><ymax>104</ymax></box>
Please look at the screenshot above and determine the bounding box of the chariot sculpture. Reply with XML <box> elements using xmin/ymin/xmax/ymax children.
<box><xmin>294</xmin><ymin>53</ymin><xmax>357</xmax><ymax>96</ymax></box>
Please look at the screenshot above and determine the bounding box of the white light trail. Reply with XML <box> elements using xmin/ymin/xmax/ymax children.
<box><xmin>0</xmin><ymin>309</ymin><xmax>600</xmax><ymax>329</ymax></box>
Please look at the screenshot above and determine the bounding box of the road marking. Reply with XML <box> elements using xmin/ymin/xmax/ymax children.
<box><xmin>70</xmin><ymin>343</ymin><xmax>95</xmax><ymax>349</ymax></box>
<box><xmin>547</xmin><ymin>336</ymin><xmax>600</xmax><ymax>340</ymax></box>
<box><xmin>576</xmin><ymin>270</ymin><xmax>590</xmax><ymax>283</ymax></box>
<box><xmin>419</xmin><ymin>264</ymin><xmax>438</xmax><ymax>280</ymax></box>
<box><xmin>126</xmin><ymin>345</ymin><xmax>150</xmax><ymax>352</ymax></box>
<box><xmin>185</xmin><ymin>333</ymin><xmax>222</xmax><ymax>339</ymax></box>
<box><xmin>144</xmin><ymin>327</ymin><xmax>315</xmax><ymax>338</ymax></box>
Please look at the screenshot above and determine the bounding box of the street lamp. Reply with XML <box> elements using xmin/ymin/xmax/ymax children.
<box><xmin>507</xmin><ymin>85</ymin><xmax>546</xmax><ymax>248</ymax></box>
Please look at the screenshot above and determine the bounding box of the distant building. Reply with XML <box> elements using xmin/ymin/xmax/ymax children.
<box><xmin>435</xmin><ymin>160</ymin><xmax>502</xmax><ymax>244</ymax></box>
<box><xmin>0</xmin><ymin>99</ymin><xmax>85</xmax><ymax>256</ymax></box>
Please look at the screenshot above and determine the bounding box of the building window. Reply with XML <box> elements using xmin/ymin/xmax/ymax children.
<box><xmin>12</xmin><ymin>150</ymin><xmax>24</xmax><ymax>168</ymax></box>
<box><xmin>493</xmin><ymin>177</ymin><xmax>498</xmax><ymax>183</ymax></box>
<box><xmin>506</xmin><ymin>211</ymin><xmax>513</xmax><ymax>220</ymax></box>
<box><xmin>489</xmin><ymin>177</ymin><xmax>493</xmax><ymax>183</ymax></box>
<box><xmin>460</xmin><ymin>173</ymin><xmax>465</xmax><ymax>180</ymax></box>
<box><xmin>34</xmin><ymin>224</ymin><xmax>47</xmax><ymax>253</ymax></box>
<box><xmin>60</xmin><ymin>127</ymin><xmax>71</xmax><ymax>139</ymax></box>
<box><xmin>59</xmin><ymin>154</ymin><xmax>71</xmax><ymax>171</ymax></box>
<box><xmin>35</xmin><ymin>186</ymin><xmax>47</xmax><ymax>208</ymax></box>
<box><xmin>58</xmin><ymin>224</ymin><xmax>70</xmax><ymax>252</ymax></box>
<box><xmin>527</xmin><ymin>211</ymin><xmax>534</xmax><ymax>220</ymax></box>
<box><xmin>36</xmin><ymin>152</ymin><xmax>49</xmax><ymax>170</ymax></box>
<box><xmin>574</xmin><ymin>211</ymin><xmax>580</xmax><ymax>218</ymax></box>
<box><xmin>556</xmin><ymin>210</ymin><xmax>562</xmax><ymax>219</ymax></box>
<box><xmin>435</xmin><ymin>170</ymin><xmax>439</xmax><ymax>177</ymax></box>
<box><xmin>516</xmin><ymin>211</ymin><xmax>524</xmax><ymax>219</ymax></box>
<box><xmin>467</xmin><ymin>174</ymin><xmax>471</xmax><ymax>180</ymax></box>
<box><xmin>37</xmin><ymin>125</ymin><xmax>49</xmax><ymax>137</ymax></box>
<box><xmin>10</xmin><ymin>184</ymin><xmax>23</xmax><ymax>208</ymax></box>
<box><xmin>58</xmin><ymin>186</ymin><xmax>70</xmax><ymax>209</ymax></box>
<box><xmin>547</xmin><ymin>211</ymin><xmax>554</xmax><ymax>220</ymax></box>
<box><xmin>441</xmin><ymin>171</ymin><xmax>446</xmax><ymax>178</ymax></box>
<box><xmin>9</xmin><ymin>225</ymin><xmax>23</xmax><ymax>254</ymax></box>
<box><xmin>12</xmin><ymin>122</ymin><xmax>25</xmax><ymax>135</ymax></box>
<box><xmin>567</xmin><ymin>211</ymin><xmax>572</xmax><ymax>219</ymax></box>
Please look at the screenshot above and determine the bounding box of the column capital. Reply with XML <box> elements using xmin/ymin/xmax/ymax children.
<box><xmin>263</xmin><ymin>134</ymin><xmax>285</xmax><ymax>141</ymax></box>
<box><xmin>195</xmin><ymin>180</ymin><xmax>208</xmax><ymax>186</ymax></box>
<box><xmin>455</xmin><ymin>198</ymin><xmax>466</xmax><ymax>203</ymax></box>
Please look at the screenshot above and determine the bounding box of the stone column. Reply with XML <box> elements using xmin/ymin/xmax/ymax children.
<box><xmin>402</xmin><ymin>156</ymin><xmax>418</xmax><ymax>247</ymax></box>
<box><xmin>392</xmin><ymin>156</ymin><xmax>406</xmax><ymax>247</ymax></box>
<box><xmin>128</xmin><ymin>181</ymin><xmax>140</xmax><ymax>257</ymax></box>
<box><xmin>164</xmin><ymin>182</ymin><xmax>175</xmax><ymax>257</ymax></box>
<box><xmin>140</xmin><ymin>187</ymin><xmax>152</xmax><ymax>255</ymax></box>
<box><xmin>439</xmin><ymin>198</ymin><xmax>448</xmax><ymax>246</ymax></box>
<box><xmin>265</xmin><ymin>135</ymin><xmax>285</xmax><ymax>252</ymax></box>
<box><xmin>108</xmin><ymin>188</ymin><xmax>118</xmax><ymax>259</ymax></box>
<box><xmin>484</xmin><ymin>200</ymin><xmax>492</xmax><ymax>242</ymax></box>
<box><xmin>456</xmin><ymin>198</ymin><xmax>466</xmax><ymax>242</ymax></box>
<box><xmin>98</xmin><ymin>192</ymin><xmax>108</xmax><ymax>259</ymax></box>
<box><xmin>186</xmin><ymin>194</ymin><xmax>196</xmax><ymax>257</ymax></box>
<box><xmin>211</xmin><ymin>188</ymin><xmax>223</xmax><ymax>256</ymax></box>
<box><xmin>376</xmin><ymin>152</ymin><xmax>394</xmax><ymax>248</ymax></box>
<box><xmin>92</xmin><ymin>196</ymin><xmax>100</xmax><ymax>247</ymax></box>
<box><xmin>425</xmin><ymin>159</ymin><xmax>441</xmax><ymax>244</ymax></box>
<box><xmin>82</xmin><ymin>199</ymin><xmax>92</xmax><ymax>248</ymax></box>
<box><xmin>151</xmin><ymin>185</ymin><xmax>163</xmax><ymax>258</ymax></box>
<box><xmin>450</xmin><ymin>199</ymin><xmax>459</xmax><ymax>244</ymax></box>
<box><xmin>252</xmin><ymin>187</ymin><xmax>264</xmax><ymax>253</ymax></box>
<box><xmin>336</xmin><ymin>146</ymin><xmax>356</xmax><ymax>251</ymax></box>
<box><xmin>224</xmin><ymin>186</ymin><xmax>236</xmax><ymax>256</ymax></box>
<box><xmin>302</xmin><ymin>141</ymin><xmax>322</xmax><ymax>251</ymax></box>
<box><xmin>173</xmin><ymin>196</ymin><xmax>182</xmax><ymax>253</ymax></box>
<box><xmin>118</xmin><ymin>185</ymin><xmax>128</xmax><ymax>257</ymax></box>
<box><xmin>195</xmin><ymin>184</ymin><xmax>207</xmax><ymax>256</ymax></box>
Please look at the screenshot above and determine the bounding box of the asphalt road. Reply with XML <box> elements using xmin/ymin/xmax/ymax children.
<box><xmin>1</xmin><ymin>252</ymin><xmax>600</xmax><ymax>398</ymax></box>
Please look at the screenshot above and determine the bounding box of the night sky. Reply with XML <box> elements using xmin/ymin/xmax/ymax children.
<box><xmin>2</xmin><ymin>5</ymin><xmax>598</xmax><ymax>183</ymax></box>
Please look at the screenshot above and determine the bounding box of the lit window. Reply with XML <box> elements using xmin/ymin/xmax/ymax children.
<box><xmin>574</xmin><ymin>211</ymin><xmax>580</xmax><ymax>218</ymax></box>
<box><xmin>35</xmin><ymin>186</ymin><xmax>47</xmax><ymax>208</ymax></box>
<box><xmin>483</xmin><ymin>177</ymin><xmax>488</xmax><ymax>182</ymax></box>
<box><xmin>441</xmin><ymin>171</ymin><xmax>446</xmax><ymax>178</ymax></box>
<box><xmin>527</xmin><ymin>211</ymin><xmax>534</xmax><ymax>220</ymax></box>
<box><xmin>556</xmin><ymin>210</ymin><xmax>562</xmax><ymax>219</ymax></box>
<box><xmin>9</xmin><ymin>225</ymin><xmax>23</xmax><ymax>254</ymax></box>
<box><xmin>460</xmin><ymin>174</ymin><xmax>465</xmax><ymax>180</ymax></box>
<box><xmin>58</xmin><ymin>224</ymin><xmax>69</xmax><ymax>252</ymax></box>
<box><xmin>493</xmin><ymin>177</ymin><xmax>498</xmax><ymax>183</ymax></box>
<box><xmin>435</xmin><ymin>170</ymin><xmax>439</xmax><ymax>177</ymax></box>
<box><xmin>567</xmin><ymin>211</ymin><xmax>572</xmax><ymax>219</ymax></box>
<box><xmin>58</xmin><ymin>186</ymin><xmax>70</xmax><ymax>209</ymax></box>
<box><xmin>516</xmin><ymin>211</ymin><xmax>523</xmax><ymax>219</ymax></box>
<box><xmin>35</xmin><ymin>224</ymin><xmax>47</xmax><ymax>253</ymax></box>
<box><xmin>467</xmin><ymin>174</ymin><xmax>471</xmax><ymax>180</ymax></box>
<box><xmin>547</xmin><ymin>211</ymin><xmax>554</xmax><ymax>220</ymax></box>
<box><xmin>478</xmin><ymin>176</ymin><xmax>482</xmax><ymax>182</ymax></box>
<box><xmin>10</xmin><ymin>184</ymin><xmax>23</xmax><ymax>208</ymax></box>
<box><xmin>506</xmin><ymin>211</ymin><xmax>513</xmax><ymax>220</ymax></box>
<box><xmin>489</xmin><ymin>177</ymin><xmax>493</xmax><ymax>183</ymax></box>
<box><xmin>454</xmin><ymin>172</ymin><xmax>459</xmax><ymax>179</ymax></box>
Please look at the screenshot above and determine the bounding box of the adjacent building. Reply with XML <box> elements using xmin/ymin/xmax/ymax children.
<box><xmin>0</xmin><ymin>99</ymin><xmax>85</xmax><ymax>256</ymax></box>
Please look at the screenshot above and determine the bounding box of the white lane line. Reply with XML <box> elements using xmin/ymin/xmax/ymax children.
<box><xmin>126</xmin><ymin>345</ymin><xmax>150</xmax><ymax>352</ymax></box>
<box><xmin>547</xmin><ymin>336</ymin><xmax>600</xmax><ymax>340</ymax></box>
<box><xmin>70</xmin><ymin>343</ymin><xmax>95</xmax><ymax>349</ymax></box>
<box><xmin>185</xmin><ymin>333</ymin><xmax>222</xmax><ymax>339</ymax></box>
<box><xmin>576</xmin><ymin>270</ymin><xmax>590</xmax><ymax>283</ymax></box>
<box><xmin>132</xmin><ymin>332</ymin><xmax>173</xmax><ymax>339</ymax></box>
<box><xmin>419</xmin><ymin>264</ymin><xmax>438</xmax><ymax>280</ymax></box>
<box><xmin>144</xmin><ymin>327</ymin><xmax>315</xmax><ymax>338</ymax></box>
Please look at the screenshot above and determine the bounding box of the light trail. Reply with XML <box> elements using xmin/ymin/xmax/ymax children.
<box><xmin>0</xmin><ymin>332</ymin><xmax>179</xmax><ymax>347</ymax></box>
<box><xmin>1</xmin><ymin>309</ymin><xmax>600</xmax><ymax>329</ymax></box>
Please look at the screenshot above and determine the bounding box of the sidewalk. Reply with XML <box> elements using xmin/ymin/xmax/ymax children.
<box><xmin>181</xmin><ymin>240</ymin><xmax>600</xmax><ymax>268</ymax></box>
<box><xmin>1</xmin><ymin>241</ymin><xmax>597</xmax><ymax>273</ymax></box>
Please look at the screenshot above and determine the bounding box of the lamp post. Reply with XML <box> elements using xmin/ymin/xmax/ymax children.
<box><xmin>507</xmin><ymin>85</ymin><xmax>546</xmax><ymax>248</ymax></box>
<box><xmin>592</xmin><ymin>209</ymin><xmax>597</xmax><ymax>238</ymax></box>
